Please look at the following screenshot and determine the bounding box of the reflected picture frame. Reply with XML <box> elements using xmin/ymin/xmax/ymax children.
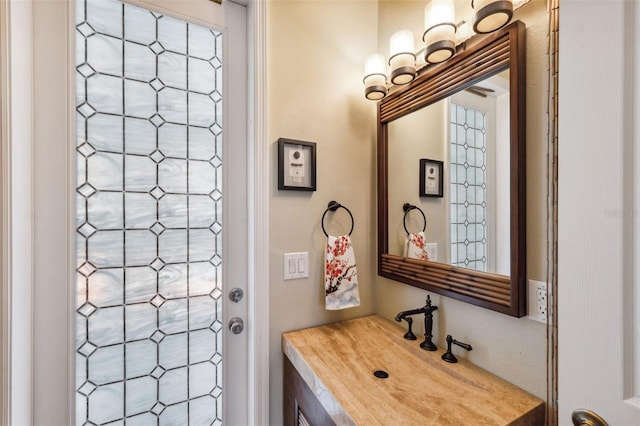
<box><xmin>419</xmin><ymin>158</ymin><xmax>444</xmax><ymax>197</ymax></box>
<box><xmin>278</xmin><ymin>138</ymin><xmax>317</xmax><ymax>191</ymax></box>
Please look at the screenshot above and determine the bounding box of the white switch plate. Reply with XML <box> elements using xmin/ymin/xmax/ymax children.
<box><xmin>528</xmin><ymin>279</ymin><xmax>548</xmax><ymax>323</ymax></box>
<box><xmin>283</xmin><ymin>252</ymin><xmax>309</xmax><ymax>280</ymax></box>
<box><xmin>425</xmin><ymin>243</ymin><xmax>437</xmax><ymax>262</ymax></box>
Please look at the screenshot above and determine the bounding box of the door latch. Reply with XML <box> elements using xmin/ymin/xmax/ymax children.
<box><xmin>228</xmin><ymin>317</ymin><xmax>244</xmax><ymax>335</ymax></box>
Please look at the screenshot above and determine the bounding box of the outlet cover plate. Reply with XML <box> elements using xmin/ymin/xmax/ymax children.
<box><xmin>527</xmin><ymin>279</ymin><xmax>548</xmax><ymax>323</ymax></box>
<box><xmin>425</xmin><ymin>243</ymin><xmax>437</xmax><ymax>262</ymax></box>
<box><xmin>283</xmin><ymin>252</ymin><xmax>309</xmax><ymax>280</ymax></box>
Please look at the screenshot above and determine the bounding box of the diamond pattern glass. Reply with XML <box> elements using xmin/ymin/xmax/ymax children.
<box><xmin>450</xmin><ymin>103</ymin><xmax>487</xmax><ymax>271</ymax></box>
<box><xmin>76</xmin><ymin>0</ymin><xmax>223</xmax><ymax>423</ymax></box>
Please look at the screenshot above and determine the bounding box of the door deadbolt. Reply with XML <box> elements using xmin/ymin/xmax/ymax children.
<box><xmin>228</xmin><ymin>288</ymin><xmax>244</xmax><ymax>303</ymax></box>
<box><xmin>228</xmin><ymin>317</ymin><xmax>244</xmax><ymax>335</ymax></box>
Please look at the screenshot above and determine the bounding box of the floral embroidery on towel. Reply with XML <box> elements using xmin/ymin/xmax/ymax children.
<box><xmin>324</xmin><ymin>235</ymin><xmax>360</xmax><ymax>310</ymax></box>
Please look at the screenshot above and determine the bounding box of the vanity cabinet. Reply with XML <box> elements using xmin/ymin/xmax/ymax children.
<box><xmin>283</xmin><ymin>315</ymin><xmax>544</xmax><ymax>425</ymax></box>
<box><xmin>284</xmin><ymin>356</ymin><xmax>336</xmax><ymax>426</ymax></box>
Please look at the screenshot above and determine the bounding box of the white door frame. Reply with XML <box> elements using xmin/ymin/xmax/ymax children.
<box><xmin>246</xmin><ymin>0</ymin><xmax>270</xmax><ymax>423</ymax></box>
<box><xmin>1</xmin><ymin>0</ymin><xmax>35</xmax><ymax>424</ymax></box>
<box><xmin>1</xmin><ymin>0</ymin><xmax>10</xmax><ymax>420</ymax></box>
<box><xmin>0</xmin><ymin>0</ymin><xmax>269</xmax><ymax>423</ymax></box>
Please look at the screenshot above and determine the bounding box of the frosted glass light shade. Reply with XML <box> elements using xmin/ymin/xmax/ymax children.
<box><xmin>472</xmin><ymin>0</ymin><xmax>513</xmax><ymax>34</ymax></box>
<box><xmin>423</xmin><ymin>0</ymin><xmax>456</xmax><ymax>64</ymax></box>
<box><xmin>363</xmin><ymin>53</ymin><xmax>388</xmax><ymax>100</ymax></box>
<box><xmin>425</xmin><ymin>0</ymin><xmax>454</xmax><ymax>29</ymax></box>
<box><xmin>365</xmin><ymin>53</ymin><xmax>386</xmax><ymax>76</ymax></box>
<box><xmin>388</xmin><ymin>30</ymin><xmax>416</xmax><ymax>85</ymax></box>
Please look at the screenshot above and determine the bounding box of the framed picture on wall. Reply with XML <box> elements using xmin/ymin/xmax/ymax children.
<box><xmin>278</xmin><ymin>138</ymin><xmax>317</xmax><ymax>191</ymax></box>
<box><xmin>419</xmin><ymin>158</ymin><xmax>443</xmax><ymax>197</ymax></box>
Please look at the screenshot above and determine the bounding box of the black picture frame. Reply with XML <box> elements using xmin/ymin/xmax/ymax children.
<box><xmin>278</xmin><ymin>138</ymin><xmax>317</xmax><ymax>191</ymax></box>
<box><xmin>419</xmin><ymin>158</ymin><xmax>443</xmax><ymax>197</ymax></box>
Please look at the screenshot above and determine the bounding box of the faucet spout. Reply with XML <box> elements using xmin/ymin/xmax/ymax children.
<box><xmin>394</xmin><ymin>295</ymin><xmax>439</xmax><ymax>349</ymax></box>
<box><xmin>395</xmin><ymin>295</ymin><xmax>437</xmax><ymax>320</ymax></box>
<box><xmin>395</xmin><ymin>307</ymin><xmax>426</xmax><ymax>321</ymax></box>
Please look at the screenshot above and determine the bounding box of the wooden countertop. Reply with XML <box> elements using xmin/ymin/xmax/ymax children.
<box><xmin>282</xmin><ymin>315</ymin><xmax>544</xmax><ymax>425</ymax></box>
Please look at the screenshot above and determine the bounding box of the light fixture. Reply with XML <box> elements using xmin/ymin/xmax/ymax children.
<box><xmin>423</xmin><ymin>0</ymin><xmax>456</xmax><ymax>64</ymax></box>
<box><xmin>363</xmin><ymin>0</ymin><xmax>524</xmax><ymax>100</ymax></box>
<box><xmin>472</xmin><ymin>0</ymin><xmax>513</xmax><ymax>34</ymax></box>
<box><xmin>388</xmin><ymin>30</ymin><xmax>416</xmax><ymax>85</ymax></box>
<box><xmin>363</xmin><ymin>53</ymin><xmax>388</xmax><ymax>100</ymax></box>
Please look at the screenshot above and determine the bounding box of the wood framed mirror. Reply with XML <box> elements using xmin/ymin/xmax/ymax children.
<box><xmin>377</xmin><ymin>21</ymin><xmax>526</xmax><ymax>317</ymax></box>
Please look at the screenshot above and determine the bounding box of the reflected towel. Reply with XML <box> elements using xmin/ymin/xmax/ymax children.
<box><xmin>324</xmin><ymin>234</ymin><xmax>360</xmax><ymax>310</ymax></box>
<box><xmin>405</xmin><ymin>231</ymin><xmax>429</xmax><ymax>261</ymax></box>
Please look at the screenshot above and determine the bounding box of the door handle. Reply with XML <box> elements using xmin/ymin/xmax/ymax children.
<box><xmin>572</xmin><ymin>409</ymin><xmax>608</xmax><ymax>426</ymax></box>
<box><xmin>228</xmin><ymin>317</ymin><xmax>244</xmax><ymax>335</ymax></box>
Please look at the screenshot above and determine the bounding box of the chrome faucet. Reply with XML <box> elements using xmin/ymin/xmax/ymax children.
<box><xmin>395</xmin><ymin>295</ymin><xmax>438</xmax><ymax>351</ymax></box>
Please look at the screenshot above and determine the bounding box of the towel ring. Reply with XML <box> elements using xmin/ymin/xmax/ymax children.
<box><xmin>322</xmin><ymin>201</ymin><xmax>354</xmax><ymax>237</ymax></box>
<box><xmin>403</xmin><ymin>203</ymin><xmax>426</xmax><ymax>235</ymax></box>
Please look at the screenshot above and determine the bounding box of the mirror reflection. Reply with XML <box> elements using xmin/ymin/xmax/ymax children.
<box><xmin>378</xmin><ymin>20</ymin><xmax>526</xmax><ymax>316</ymax></box>
<box><xmin>387</xmin><ymin>70</ymin><xmax>510</xmax><ymax>276</ymax></box>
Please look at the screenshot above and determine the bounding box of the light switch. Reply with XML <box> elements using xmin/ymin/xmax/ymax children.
<box><xmin>425</xmin><ymin>243</ymin><xmax>437</xmax><ymax>262</ymax></box>
<box><xmin>283</xmin><ymin>252</ymin><xmax>309</xmax><ymax>280</ymax></box>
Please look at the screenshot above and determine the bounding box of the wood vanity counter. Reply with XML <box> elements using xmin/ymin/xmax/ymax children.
<box><xmin>282</xmin><ymin>315</ymin><xmax>544</xmax><ymax>425</ymax></box>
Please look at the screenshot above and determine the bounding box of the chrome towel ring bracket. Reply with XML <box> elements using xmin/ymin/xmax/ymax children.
<box><xmin>322</xmin><ymin>201</ymin><xmax>354</xmax><ymax>237</ymax></box>
<box><xmin>403</xmin><ymin>203</ymin><xmax>426</xmax><ymax>236</ymax></box>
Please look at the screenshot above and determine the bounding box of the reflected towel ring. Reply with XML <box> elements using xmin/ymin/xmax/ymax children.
<box><xmin>322</xmin><ymin>201</ymin><xmax>354</xmax><ymax>237</ymax></box>
<box><xmin>403</xmin><ymin>203</ymin><xmax>426</xmax><ymax>235</ymax></box>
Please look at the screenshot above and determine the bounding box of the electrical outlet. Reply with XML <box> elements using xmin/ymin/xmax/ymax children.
<box><xmin>536</xmin><ymin>284</ymin><xmax>547</xmax><ymax>319</ymax></box>
<box><xmin>528</xmin><ymin>280</ymin><xmax>548</xmax><ymax>323</ymax></box>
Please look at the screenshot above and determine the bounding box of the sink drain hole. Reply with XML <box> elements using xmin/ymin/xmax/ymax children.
<box><xmin>373</xmin><ymin>370</ymin><xmax>389</xmax><ymax>379</ymax></box>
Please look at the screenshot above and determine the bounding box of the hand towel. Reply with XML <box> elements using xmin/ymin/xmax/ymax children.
<box><xmin>324</xmin><ymin>234</ymin><xmax>360</xmax><ymax>310</ymax></box>
<box><xmin>405</xmin><ymin>231</ymin><xmax>430</xmax><ymax>261</ymax></box>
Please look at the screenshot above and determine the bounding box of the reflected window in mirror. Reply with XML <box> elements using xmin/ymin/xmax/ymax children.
<box><xmin>450</xmin><ymin>101</ymin><xmax>489</xmax><ymax>272</ymax></box>
<box><xmin>448</xmin><ymin>70</ymin><xmax>509</xmax><ymax>275</ymax></box>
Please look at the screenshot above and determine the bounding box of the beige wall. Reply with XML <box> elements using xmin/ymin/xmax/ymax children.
<box><xmin>268</xmin><ymin>0</ymin><xmax>549</xmax><ymax>423</ymax></box>
<box><xmin>267</xmin><ymin>1</ymin><xmax>379</xmax><ymax>423</ymax></box>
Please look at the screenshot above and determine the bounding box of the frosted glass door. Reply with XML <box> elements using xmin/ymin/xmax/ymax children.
<box><xmin>75</xmin><ymin>1</ymin><xmax>228</xmax><ymax>423</ymax></box>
